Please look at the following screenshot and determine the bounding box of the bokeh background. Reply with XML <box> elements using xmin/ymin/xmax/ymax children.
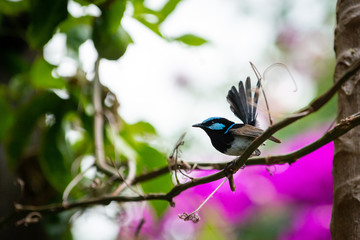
<box><xmin>0</xmin><ymin>0</ymin><xmax>337</xmax><ymax>239</ymax></box>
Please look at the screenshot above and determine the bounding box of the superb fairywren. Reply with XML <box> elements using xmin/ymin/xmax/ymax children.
<box><xmin>193</xmin><ymin>77</ymin><xmax>281</xmax><ymax>156</ymax></box>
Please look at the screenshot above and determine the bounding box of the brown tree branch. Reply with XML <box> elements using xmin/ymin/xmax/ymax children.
<box><xmin>124</xmin><ymin>110</ymin><xmax>360</xmax><ymax>184</ymax></box>
<box><xmin>13</xmin><ymin>111</ymin><xmax>360</xmax><ymax>214</ymax></box>
<box><xmin>14</xmin><ymin>169</ymin><xmax>226</xmax><ymax>213</ymax></box>
<box><xmin>14</xmin><ymin>194</ymin><xmax>169</xmax><ymax>213</ymax></box>
<box><xmin>246</xmin><ymin>111</ymin><xmax>360</xmax><ymax>166</ymax></box>
<box><xmin>12</xmin><ymin>59</ymin><xmax>360</xmax><ymax>216</ymax></box>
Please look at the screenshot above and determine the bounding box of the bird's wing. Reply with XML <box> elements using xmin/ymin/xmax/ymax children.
<box><xmin>230</xmin><ymin>124</ymin><xmax>281</xmax><ymax>143</ymax></box>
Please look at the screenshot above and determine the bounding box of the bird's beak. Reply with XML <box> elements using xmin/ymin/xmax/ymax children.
<box><xmin>192</xmin><ymin>123</ymin><xmax>202</xmax><ymax>128</ymax></box>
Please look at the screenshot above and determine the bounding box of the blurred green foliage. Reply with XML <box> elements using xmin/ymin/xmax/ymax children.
<box><xmin>27</xmin><ymin>0</ymin><xmax>68</xmax><ymax>48</ymax></box>
<box><xmin>0</xmin><ymin>0</ymin><xmax>207</xmax><ymax>238</ymax></box>
<box><xmin>0</xmin><ymin>0</ymin><xmax>336</xmax><ymax>239</ymax></box>
<box><xmin>235</xmin><ymin>208</ymin><xmax>291</xmax><ymax>240</ymax></box>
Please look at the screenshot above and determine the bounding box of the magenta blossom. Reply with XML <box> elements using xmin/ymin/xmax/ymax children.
<box><xmin>120</xmin><ymin>127</ymin><xmax>333</xmax><ymax>239</ymax></box>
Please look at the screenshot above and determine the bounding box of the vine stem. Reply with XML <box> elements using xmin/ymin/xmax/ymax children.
<box><xmin>93</xmin><ymin>57</ymin><xmax>118</xmax><ymax>176</ymax></box>
<box><xmin>192</xmin><ymin>178</ymin><xmax>227</xmax><ymax>214</ymax></box>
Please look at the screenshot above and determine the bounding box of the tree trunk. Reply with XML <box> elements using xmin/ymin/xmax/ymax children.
<box><xmin>331</xmin><ymin>0</ymin><xmax>360</xmax><ymax>239</ymax></box>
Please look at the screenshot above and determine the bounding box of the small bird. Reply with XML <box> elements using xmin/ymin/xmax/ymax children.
<box><xmin>192</xmin><ymin>77</ymin><xmax>281</xmax><ymax>156</ymax></box>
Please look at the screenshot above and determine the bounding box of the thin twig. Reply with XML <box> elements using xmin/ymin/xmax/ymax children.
<box><xmin>177</xmin><ymin>169</ymin><xmax>194</xmax><ymax>180</ymax></box>
<box><xmin>178</xmin><ymin>178</ymin><xmax>227</xmax><ymax>223</ymax></box>
<box><xmin>250</xmin><ymin>61</ymin><xmax>273</xmax><ymax>125</ymax></box>
<box><xmin>192</xmin><ymin>178</ymin><xmax>227</xmax><ymax>213</ymax></box>
<box><xmin>63</xmin><ymin>164</ymin><xmax>95</xmax><ymax>203</ymax></box>
<box><xmin>109</xmin><ymin>157</ymin><xmax>142</xmax><ymax>196</ymax></box>
<box><xmin>135</xmin><ymin>218</ymin><xmax>146</xmax><ymax>239</ymax></box>
<box><xmin>169</xmin><ymin>133</ymin><xmax>186</xmax><ymax>185</ymax></box>
<box><xmin>16</xmin><ymin>212</ymin><xmax>42</xmax><ymax>226</ymax></box>
<box><xmin>262</xmin><ymin>62</ymin><xmax>297</xmax><ymax>92</ymax></box>
<box><xmin>104</xmin><ymin>110</ymin><xmax>140</xmax><ymax>196</ymax></box>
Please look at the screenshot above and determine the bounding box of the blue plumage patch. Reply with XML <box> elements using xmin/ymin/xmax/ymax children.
<box><xmin>224</xmin><ymin>123</ymin><xmax>236</xmax><ymax>134</ymax></box>
<box><xmin>202</xmin><ymin>117</ymin><xmax>222</xmax><ymax>124</ymax></box>
<box><xmin>208</xmin><ymin>122</ymin><xmax>226</xmax><ymax>130</ymax></box>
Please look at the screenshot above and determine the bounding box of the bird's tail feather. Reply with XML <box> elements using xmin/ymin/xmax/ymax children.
<box><xmin>227</xmin><ymin>76</ymin><xmax>260</xmax><ymax>126</ymax></box>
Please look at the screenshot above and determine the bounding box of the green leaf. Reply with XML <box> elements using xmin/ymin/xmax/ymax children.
<box><xmin>39</xmin><ymin>120</ymin><xmax>72</xmax><ymax>192</ymax></box>
<box><xmin>134</xmin><ymin>16</ymin><xmax>163</xmax><ymax>37</ymax></box>
<box><xmin>27</xmin><ymin>0</ymin><xmax>68</xmax><ymax>48</ymax></box>
<box><xmin>136</xmin><ymin>144</ymin><xmax>167</xmax><ymax>173</ymax></box>
<box><xmin>6</xmin><ymin>92</ymin><xmax>56</xmax><ymax>167</ymax></box>
<box><xmin>131</xmin><ymin>0</ymin><xmax>183</xmax><ymax>38</ymax></box>
<box><xmin>30</xmin><ymin>57</ymin><xmax>66</xmax><ymax>89</ymax></box>
<box><xmin>133</xmin><ymin>5</ymin><xmax>158</xmax><ymax>16</ymax></box>
<box><xmin>158</xmin><ymin>0</ymin><xmax>182</xmax><ymax>23</ymax></box>
<box><xmin>59</xmin><ymin>15</ymin><xmax>93</xmax><ymax>33</ymax></box>
<box><xmin>5</xmin><ymin>92</ymin><xmax>76</xmax><ymax>169</ymax></box>
<box><xmin>93</xmin><ymin>24</ymin><xmax>132</xmax><ymax>60</ymax></box>
<box><xmin>124</xmin><ymin>121</ymin><xmax>157</xmax><ymax>135</ymax></box>
<box><xmin>119</xmin><ymin>121</ymin><xmax>158</xmax><ymax>159</ymax></box>
<box><xmin>93</xmin><ymin>0</ymin><xmax>132</xmax><ymax>61</ymax></box>
<box><xmin>43</xmin><ymin>212</ymin><xmax>74</xmax><ymax>240</ymax></box>
<box><xmin>132</xmin><ymin>2</ymin><xmax>159</xmax><ymax>22</ymax></box>
<box><xmin>136</xmin><ymin>144</ymin><xmax>172</xmax><ymax>216</ymax></box>
<box><xmin>73</xmin><ymin>0</ymin><xmax>106</xmax><ymax>6</ymax></box>
<box><xmin>0</xmin><ymin>0</ymin><xmax>28</xmax><ymax>15</ymax></box>
<box><xmin>119</xmin><ymin>119</ymin><xmax>171</xmax><ymax>216</ymax></box>
<box><xmin>173</xmin><ymin>34</ymin><xmax>208</xmax><ymax>46</ymax></box>
<box><xmin>144</xmin><ymin>180</ymin><xmax>169</xmax><ymax>217</ymax></box>
<box><xmin>66</xmin><ymin>24</ymin><xmax>92</xmax><ymax>55</ymax></box>
<box><xmin>101</xmin><ymin>0</ymin><xmax>127</xmax><ymax>34</ymax></box>
<box><xmin>0</xmin><ymin>92</ymin><xmax>14</xmax><ymax>141</ymax></box>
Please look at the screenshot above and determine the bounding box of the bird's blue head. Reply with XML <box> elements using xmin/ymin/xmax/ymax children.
<box><xmin>192</xmin><ymin>117</ymin><xmax>236</xmax><ymax>135</ymax></box>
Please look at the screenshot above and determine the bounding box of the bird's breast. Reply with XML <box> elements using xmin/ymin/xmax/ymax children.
<box><xmin>224</xmin><ymin>136</ymin><xmax>254</xmax><ymax>156</ymax></box>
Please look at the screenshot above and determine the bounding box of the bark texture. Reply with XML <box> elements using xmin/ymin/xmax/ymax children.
<box><xmin>331</xmin><ymin>0</ymin><xmax>360</xmax><ymax>239</ymax></box>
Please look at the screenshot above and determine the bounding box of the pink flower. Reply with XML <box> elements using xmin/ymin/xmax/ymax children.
<box><xmin>269</xmin><ymin>130</ymin><xmax>333</xmax><ymax>204</ymax></box>
<box><xmin>122</xmin><ymin>127</ymin><xmax>333</xmax><ymax>239</ymax></box>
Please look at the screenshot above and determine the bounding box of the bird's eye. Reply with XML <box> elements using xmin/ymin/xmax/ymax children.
<box><xmin>208</xmin><ymin>123</ymin><xmax>225</xmax><ymax>130</ymax></box>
